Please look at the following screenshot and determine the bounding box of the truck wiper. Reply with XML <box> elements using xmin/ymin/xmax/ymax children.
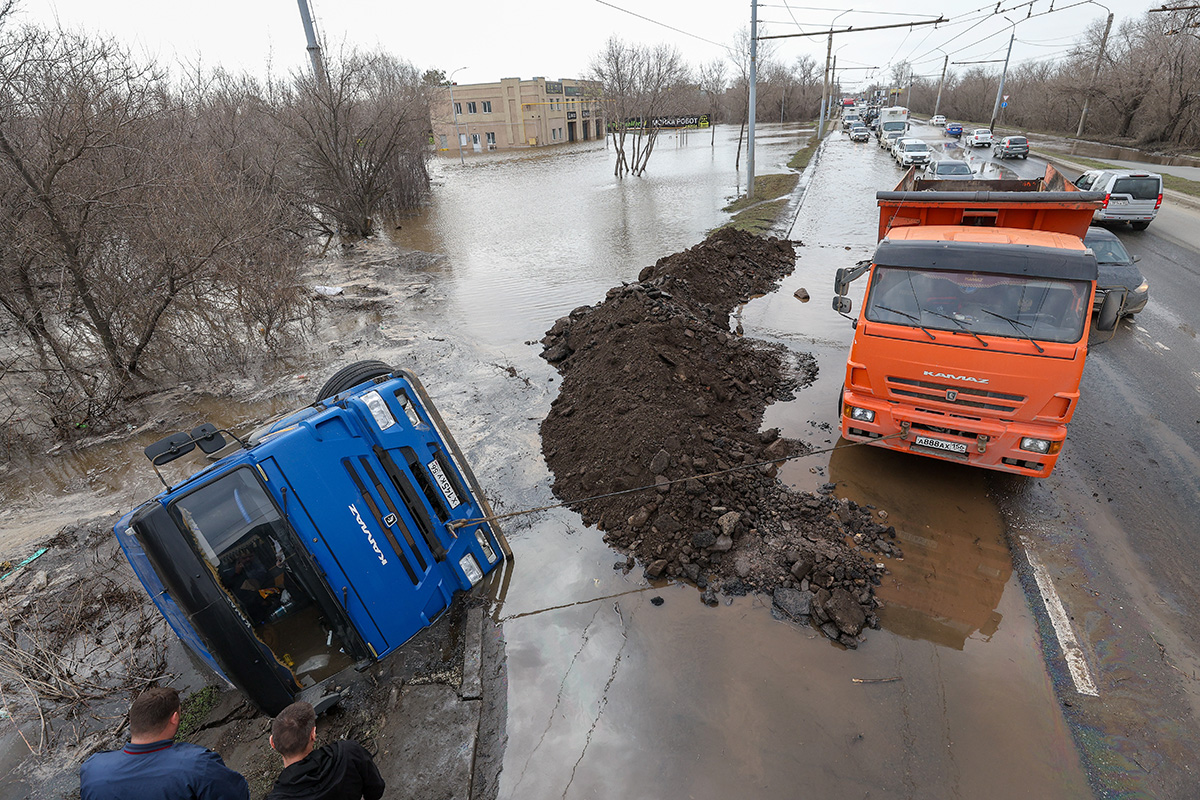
<box><xmin>925</xmin><ymin>310</ymin><xmax>988</xmax><ymax>347</ymax></box>
<box><xmin>981</xmin><ymin>308</ymin><xmax>1045</xmax><ymax>353</ymax></box>
<box><xmin>875</xmin><ymin>304</ymin><xmax>936</xmax><ymax>340</ymax></box>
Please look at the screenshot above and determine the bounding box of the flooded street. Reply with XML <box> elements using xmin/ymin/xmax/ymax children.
<box><xmin>13</xmin><ymin>123</ymin><xmax>1196</xmax><ymax>797</ymax></box>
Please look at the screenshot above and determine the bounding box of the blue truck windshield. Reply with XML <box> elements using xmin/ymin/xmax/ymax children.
<box><xmin>171</xmin><ymin>468</ymin><xmax>356</xmax><ymax>683</ymax></box>
<box><xmin>864</xmin><ymin>266</ymin><xmax>1090</xmax><ymax>344</ymax></box>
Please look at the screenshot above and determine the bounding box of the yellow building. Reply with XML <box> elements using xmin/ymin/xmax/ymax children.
<box><xmin>432</xmin><ymin>77</ymin><xmax>604</xmax><ymax>154</ymax></box>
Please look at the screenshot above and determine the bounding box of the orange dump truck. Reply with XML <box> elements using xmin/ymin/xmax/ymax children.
<box><xmin>832</xmin><ymin>166</ymin><xmax>1122</xmax><ymax>477</ymax></box>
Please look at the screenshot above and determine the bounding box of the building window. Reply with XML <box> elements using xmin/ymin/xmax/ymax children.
<box><xmin>439</xmin><ymin>134</ymin><xmax>448</xmax><ymax>149</ymax></box>
<box><xmin>482</xmin><ymin>101</ymin><xmax>492</xmax><ymax>113</ymax></box>
<box><xmin>460</xmin><ymin>133</ymin><xmax>468</xmax><ymax>146</ymax></box>
<box><xmin>486</xmin><ymin>132</ymin><xmax>496</xmax><ymax>145</ymax></box>
<box><xmin>467</xmin><ymin>101</ymin><xmax>477</xmax><ymax>114</ymax></box>
<box><xmin>453</xmin><ymin>102</ymin><xmax>461</xmax><ymax>116</ymax></box>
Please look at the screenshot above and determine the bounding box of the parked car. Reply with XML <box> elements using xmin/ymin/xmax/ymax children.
<box><xmin>993</xmin><ymin>135</ymin><xmax>1029</xmax><ymax>159</ymax></box>
<box><xmin>1075</xmin><ymin>170</ymin><xmax>1163</xmax><ymax>230</ymax></box>
<box><xmin>944</xmin><ymin>122</ymin><xmax>963</xmax><ymax>137</ymax></box>
<box><xmin>849</xmin><ymin>125</ymin><xmax>871</xmax><ymax>142</ymax></box>
<box><xmin>967</xmin><ymin>128</ymin><xmax>994</xmax><ymax>147</ymax></box>
<box><xmin>1084</xmin><ymin>226</ymin><xmax>1148</xmax><ymax>315</ymax></box>
<box><xmin>894</xmin><ymin>138</ymin><xmax>932</xmax><ymax>167</ymax></box>
<box><xmin>921</xmin><ymin>159</ymin><xmax>975</xmax><ymax>180</ymax></box>
<box><xmin>930</xmin><ymin>115</ymin><xmax>946</xmax><ymax>126</ymax></box>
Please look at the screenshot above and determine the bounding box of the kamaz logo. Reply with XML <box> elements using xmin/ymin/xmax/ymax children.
<box><xmin>924</xmin><ymin>370</ymin><xmax>989</xmax><ymax>385</ymax></box>
<box><xmin>349</xmin><ymin>503</ymin><xmax>388</xmax><ymax>566</ymax></box>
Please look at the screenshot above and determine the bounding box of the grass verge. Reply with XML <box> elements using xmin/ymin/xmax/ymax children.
<box><xmin>1034</xmin><ymin>151</ymin><xmax>1200</xmax><ymax>200</ymax></box>
<box><xmin>788</xmin><ymin>136</ymin><xmax>820</xmax><ymax>171</ymax></box>
<box><xmin>722</xmin><ymin>173</ymin><xmax>799</xmax><ymax>213</ymax></box>
<box><xmin>724</xmin><ymin>199</ymin><xmax>789</xmax><ymax>235</ymax></box>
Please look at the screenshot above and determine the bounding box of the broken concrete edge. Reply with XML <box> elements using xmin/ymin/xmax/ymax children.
<box><xmin>460</xmin><ymin>606</ymin><xmax>484</xmax><ymax>701</ymax></box>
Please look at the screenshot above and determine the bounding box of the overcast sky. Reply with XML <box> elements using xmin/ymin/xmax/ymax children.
<box><xmin>22</xmin><ymin>0</ymin><xmax>1146</xmax><ymax>91</ymax></box>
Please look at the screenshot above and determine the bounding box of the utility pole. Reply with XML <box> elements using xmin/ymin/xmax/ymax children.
<box><xmin>296</xmin><ymin>0</ymin><xmax>325</xmax><ymax>85</ymax></box>
<box><xmin>827</xmin><ymin>54</ymin><xmax>838</xmax><ymax>124</ymax></box>
<box><xmin>988</xmin><ymin>29</ymin><xmax>1016</xmax><ymax>134</ymax></box>
<box><xmin>818</xmin><ymin>31</ymin><xmax>832</xmax><ymax>138</ymax></box>
<box><xmin>448</xmin><ymin>67</ymin><xmax>468</xmax><ymax>166</ymax></box>
<box><xmin>933</xmin><ymin>55</ymin><xmax>949</xmax><ymax>117</ymax></box>
<box><xmin>1076</xmin><ymin>12</ymin><xmax>1114</xmax><ymax>138</ymax></box>
<box><xmin>748</xmin><ymin>0</ymin><xmax>757</xmax><ymax>199</ymax></box>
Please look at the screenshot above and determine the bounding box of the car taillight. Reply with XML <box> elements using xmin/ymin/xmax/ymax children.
<box><xmin>1103</xmin><ymin>193</ymin><xmax>1110</xmax><ymax>207</ymax></box>
<box><xmin>1155</xmin><ymin>193</ymin><xmax>1163</xmax><ymax>209</ymax></box>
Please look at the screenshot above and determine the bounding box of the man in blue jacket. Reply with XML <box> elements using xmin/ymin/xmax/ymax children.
<box><xmin>80</xmin><ymin>686</ymin><xmax>249</xmax><ymax>800</ymax></box>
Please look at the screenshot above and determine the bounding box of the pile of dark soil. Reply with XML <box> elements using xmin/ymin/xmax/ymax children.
<box><xmin>539</xmin><ymin>228</ymin><xmax>901</xmax><ymax>648</ymax></box>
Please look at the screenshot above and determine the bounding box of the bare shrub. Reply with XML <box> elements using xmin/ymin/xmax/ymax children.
<box><xmin>273</xmin><ymin>47</ymin><xmax>432</xmax><ymax>237</ymax></box>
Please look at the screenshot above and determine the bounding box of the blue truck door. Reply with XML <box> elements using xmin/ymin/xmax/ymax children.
<box><xmin>258</xmin><ymin>421</ymin><xmax>452</xmax><ymax>656</ymax></box>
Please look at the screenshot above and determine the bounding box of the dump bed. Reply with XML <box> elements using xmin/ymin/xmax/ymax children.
<box><xmin>877</xmin><ymin>165</ymin><xmax>1104</xmax><ymax>241</ymax></box>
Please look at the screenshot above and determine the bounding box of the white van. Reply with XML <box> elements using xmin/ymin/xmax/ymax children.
<box><xmin>1074</xmin><ymin>170</ymin><xmax>1163</xmax><ymax>230</ymax></box>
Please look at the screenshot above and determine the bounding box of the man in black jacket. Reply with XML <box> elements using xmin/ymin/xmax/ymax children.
<box><xmin>266</xmin><ymin>702</ymin><xmax>384</xmax><ymax>800</ymax></box>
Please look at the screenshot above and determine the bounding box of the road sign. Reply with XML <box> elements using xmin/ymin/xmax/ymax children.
<box><xmin>1003</xmin><ymin>95</ymin><xmax>1009</xmax><ymax>102</ymax></box>
<box><xmin>1001</xmin><ymin>102</ymin><xmax>1008</xmax><ymax>108</ymax></box>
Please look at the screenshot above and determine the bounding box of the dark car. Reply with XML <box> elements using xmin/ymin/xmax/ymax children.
<box><xmin>1084</xmin><ymin>226</ymin><xmax>1148</xmax><ymax>315</ymax></box>
<box><xmin>945</xmin><ymin>122</ymin><xmax>963</xmax><ymax>137</ymax></box>
<box><xmin>993</xmin><ymin>135</ymin><xmax>1029</xmax><ymax>159</ymax></box>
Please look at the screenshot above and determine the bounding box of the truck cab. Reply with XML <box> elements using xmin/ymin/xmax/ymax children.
<box><xmin>115</xmin><ymin>366</ymin><xmax>510</xmax><ymax>713</ymax></box>
<box><xmin>831</xmin><ymin>167</ymin><xmax>1121</xmax><ymax>477</ymax></box>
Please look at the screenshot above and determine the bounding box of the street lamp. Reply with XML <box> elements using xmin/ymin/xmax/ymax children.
<box><xmin>818</xmin><ymin>8</ymin><xmax>854</xmax><ymax>137</ymax></box>
<box><xmin>988</xmin><ymin>17</ymin><xmax>1017</xmax><ymax>135</ymax></box>
<box><xmin>447</xmin><ymin>66</ymin><xmax>468</xmax><ymax>165</ymax></box>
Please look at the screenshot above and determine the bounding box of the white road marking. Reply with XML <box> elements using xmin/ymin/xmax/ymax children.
<box><xmin>1155</xmin><ymin>341</ymin><xmax>1170</xmax><ymax>351</ymax></box>
<box><xmin>1136</xmin><ymin>326</ymin><xmax>1149</xmax><ymax>333</ymax></box>
<box><xmin>1020</xmin><ymin>536</ymin><xmax>1100</xmax><ymax>697</ymax></box>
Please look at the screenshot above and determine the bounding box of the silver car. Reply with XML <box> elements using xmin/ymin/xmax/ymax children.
<box><xmin>921</xmin><ymin>160</ymin><xmax>975</xmax><ymax>180</ymax></box>
<box><xmin>1075</xmin><ymin>170</ymin><xmax>1163</xmax><ymax>230</ymax></box>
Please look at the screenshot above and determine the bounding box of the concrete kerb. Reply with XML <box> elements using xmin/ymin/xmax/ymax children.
<box><xmin>1034</xmin><ymin>150</ymin><xmax>1200</xmax><ymax>214</ymax></box>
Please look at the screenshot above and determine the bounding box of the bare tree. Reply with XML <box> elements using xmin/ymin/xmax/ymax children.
<box><xmin>275</xmin><ymin>47</ymin><xmax>431</xmax><ymax>236</ymax></box>
<box><xmin>590</xmin><ymin>37</ymin><xmax>691</xmax><ymax>177</ymax></box>
<box><xmin>699</xmin><ymin>58</ymin><xmax>727</xmax><ymax>146</ymax></box>
<box><xmin>0</xmin><ymin>25</ymin><xmax>309</xmax><ymax>436</ymax></box>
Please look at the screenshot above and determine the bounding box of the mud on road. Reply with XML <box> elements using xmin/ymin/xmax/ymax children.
<box><xmin>539</xmin><ymin>228</ymin><xmax>903</xmax><ymax>646</ymax></box>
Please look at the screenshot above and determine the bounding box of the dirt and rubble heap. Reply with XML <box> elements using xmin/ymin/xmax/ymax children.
<box><xmin>539</xmin><ymin>227</ymin><xmax>899</xmax><ymax>648</ymax></box>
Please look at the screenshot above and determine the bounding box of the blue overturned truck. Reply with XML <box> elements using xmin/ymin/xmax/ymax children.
<box><xmin>114</xmin><ymin>362</ymin><xmax>511</xmax><ymax>714</ymax></box>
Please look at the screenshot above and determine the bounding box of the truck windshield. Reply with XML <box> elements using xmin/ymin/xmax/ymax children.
<box><xmin>882</xmin><ymin>121</ymin><xmax>906</xmax><ymax>132</ymax></box>
<box><xmin>171</xmin><ymin>468</ymin><xmax>356</xmax><ymax>684</ymax></box>
<box><xmin>864</xmin><ymin>266</ymin><xmax>1089</xmax><ymax>344</ymax></box>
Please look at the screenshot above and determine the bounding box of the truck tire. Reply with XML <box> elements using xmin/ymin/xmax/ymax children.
<box><xmin>1130</xmin><ymin>221</ymin><xmax>1150</xmax><ymax>231</ymax></box>
<box><xmin>316</xmin><ymin>360</ymin><xmax>393</xmax><ymax>402</ymax></box>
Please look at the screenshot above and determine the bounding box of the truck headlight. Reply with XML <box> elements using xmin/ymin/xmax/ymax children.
<box><xmin>1134</xmin><ymin>281</ymin><xmax>1148</xmax><ymax>293</ymax></box>
<box><xmin>459</xmin><ymin>554</ymin><xmax>483</xmax><ymax>585</ymax></box>
<box><xmin>849</xmin><ymin>406</ymin><xmax>875</xmax><ymax>423</ymax></box>
<box><xmin>1019</xmin><ymin>437</ymin><xmax>1057</xmax><ymax>454</ymax></box>
<box><xmin>362</xmin><ymin>391</ymin><xmax>395</xmax><ymax>430</ymax></box>
<box><xmin>475</xmin><ymin>528</ymin><xmax>497</xmax><ymax>563</ymax></box>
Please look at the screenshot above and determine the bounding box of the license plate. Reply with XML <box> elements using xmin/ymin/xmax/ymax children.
<box><xmin>427</xmin><ymin>458</ymin><xmax>461</xmax><ymax>508</ymax></box>
<box><xmin>1110</xmin><ymin>198</ymin><xmax>1127</xmax><ymax>205</ymax></box>
<box><xmin>914</xmin><ymin>435</ymin><xmax>968</xmax><ymax>455</ymax></box>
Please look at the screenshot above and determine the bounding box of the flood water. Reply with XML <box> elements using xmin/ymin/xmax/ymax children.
<box><xmin>1</xmin><ymin>126</ymin><xmax>1091</xmax><ymax>797</ymax></box>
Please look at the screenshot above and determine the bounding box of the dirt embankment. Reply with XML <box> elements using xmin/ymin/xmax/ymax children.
<box><xmin>539</xmin><ymin>228</ymin><xmax>901</xmax><ymax>647</ymax></box>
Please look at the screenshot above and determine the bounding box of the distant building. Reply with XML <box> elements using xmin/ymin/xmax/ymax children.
<box><xmin>432</xmin><ymin>77</ymin><xmax>604</xmax><ymax>155</ymax></box>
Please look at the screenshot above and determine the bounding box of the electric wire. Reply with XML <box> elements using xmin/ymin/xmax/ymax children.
<box><xmin>449</xmin><ymin>433</ymin><xmax>906</xmax><ymax>530</ymax></box>
<box><xmin>592</xmin><ymin>0</ymin><xmax>731</xmax><ymax>53</ymax></box>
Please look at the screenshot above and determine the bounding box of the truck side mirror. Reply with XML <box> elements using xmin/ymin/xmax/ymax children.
<box><xmin>834</xmin><ymin>268</ymin><xmax>849</xmax><ymax>296</ymax></box>
<box><xmin>1096</xmin><ymin>291</ymin><xmax>1122</xmax><ymax>332</ymax></box>
<box><xmin>833</xmin><ymin>296</ymin><xmax>853</xmax><ymax>315</ymax></box>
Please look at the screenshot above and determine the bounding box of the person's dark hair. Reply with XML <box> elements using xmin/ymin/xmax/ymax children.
<box><xmin>128</xmin><ymin>687</ymin><xmax>181</xmax><ymax>737</ymax></box>
<box><xmin>272</xmin><ymin>701</ymin><xmax>316</xmax><ymax>757</ymax></box>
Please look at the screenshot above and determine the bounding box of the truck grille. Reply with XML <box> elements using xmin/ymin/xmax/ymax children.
<box><xmin>887</xmin><ymin>376</ymin><xmax>1024</xmax><ymax>414</ymax></box>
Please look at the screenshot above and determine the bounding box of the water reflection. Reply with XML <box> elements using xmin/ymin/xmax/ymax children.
<box><xmin>392</xmin><ymin>124</ymin><xmax>810</xmax><ymax>347</ymax></box>
<box><xmin>827</xmin><ymin>439</ymin><xmax>1012</xmax><ymax>650</ymax></box>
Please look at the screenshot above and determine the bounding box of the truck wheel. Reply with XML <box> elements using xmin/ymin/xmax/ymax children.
<box><xmin>1130</xmin><ymin>221</ymin><xmax>1150</xmax><ymax>231</ymax></box>
<box><xmin>317</xmin><ymin>360</ymin><xmax>393</xmax><ymax>402</ymax></box>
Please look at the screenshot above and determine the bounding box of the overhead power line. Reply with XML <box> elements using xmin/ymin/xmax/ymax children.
<box><xmin>592</xmin><ymin>0</ymin><xmax>731</xmax><ymax>51</ymax></box>
<box><xmin>758</xmin><ymin>17</ymin><xmax>948</xmax><ymax>41</ymax></box>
